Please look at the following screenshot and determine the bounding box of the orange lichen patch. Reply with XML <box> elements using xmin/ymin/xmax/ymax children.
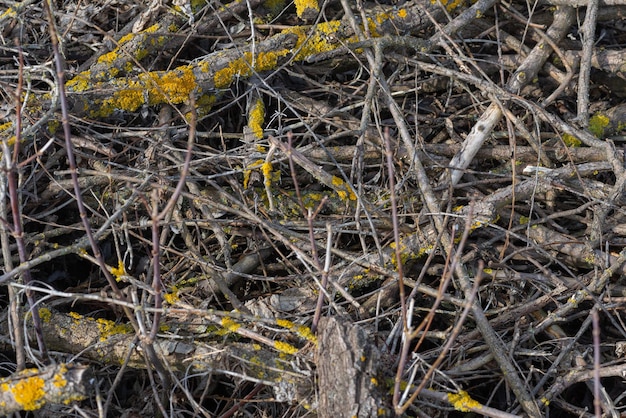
<box><xmin>389</xmin><ymin>241</ymin><xmax>410</xmax><ymax>268</ymax></box>
<box><xmin>300</xmin><ymin>192</ymin><xmax>323</xmax><ymax>209</ymax></box>
<box><xmin>74</xmin><ymin>23</ymin><xmax>171</xmax><ymax>85</ymax></box>
<box><xmin>296</xmin><ymin>325</ymin><xmax>317</xmax><ymax>344</ymax></box>
<box><xmin>98</xmin><ymin>78</ymin><xmax>144</xmax><ymax>116</ymax></box>
<box><xmin>3</xmin><ymin>372</ymin><xmax>46</xmax><ymax>411</ymax></box>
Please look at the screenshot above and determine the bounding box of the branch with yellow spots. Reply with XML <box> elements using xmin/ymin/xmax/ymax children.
<box><xmin>0</xmin><ymin>363</ymin><xmax>91</xmax><ymax>414</ymax></box>
<box><xmin>269</xmin><ymin>135</ymin><xmax>357</xmax><ymax>202</ymax></box>
<box><xmin>57</xmin><ymin>2</ymin><xmax>441</xmax><ymax>120</ymax></box>
<box><xmin>10</xmin><ymin>305</ymin><xmax>316</xmax><ymax>402</ymax></box>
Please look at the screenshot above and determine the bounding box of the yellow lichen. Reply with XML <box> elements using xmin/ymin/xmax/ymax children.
<box><xmin>38</xmin><ymin>307</ymin><xmax>52</xmax><ymax>323</ymax></box>
<box><xmin>431</xmin><ymin>0</ymin><xmax>467</xmax><ymax>12</ymax></box>
<box><xmin>52</xmin><ymin>369</ymin><xmax>67</xmax><ymax>389</ymax></box>
<box><xmin>143</xmin><ymin>23</ymin><xmax>160</xmax><ymax>34</ymax></box>
<box><xmin>301</xmin><ymin>192</ymin><xmax>323</xmax><ymax>209</ymax></box>
<box><xmin>10</xmin><ymin>373</ymin><xmax>46</xmax><ymax>411</ymax></box>
<box><xmin>221</xmin><ymin>317</ymin><xmax>241</xmax><ymax>332</ymax></box>
<box><xmin>96</xmin><ymin>318</ymin><xmax>132</xmax><ymax>341</ymax></box>
<box><xmin>248</xmin><ymin>99</ymin><xmax>265</xmax><ymax>139</ymax></box>
<box><xmin>261</xmin><ymin>161</ymin><xmax>274</xmax><ymax>188</ymax></box>
<box><xmin>447</xmin><ymin>390</ymin><xmax>481</xmax><ymax>412</ymax></box>
<box><xmin>111</xmin><ymin>260</ymin><xmax>126</xmax><ymax>282</ymax></box>
<box><xmin>213</xmin><ymin>50</ymin><xmax>287</xmax><ymax>89</ymax></box>
<box><xmin>97</xmin><ymin>51</ymin><xmax>119</xmax><ymax>65</ymax></box>
<box><xmin>244</xmin><ymin>159</ymin><xmax>264</xmax><ymax>189</ymax></box>
<box><xmin>118</xmin><ymin>32</ymin><xmax>136</xmax><ymax>45</ymax></box>
<box><xmin>296</xmin><ymin>325</ymin><xmax>317</xmax><ymax>344</ymax></box>
<box><xmin>91</xmin><ymin>66</ymin><xmax>198</xmax><ymax>117</ymax></box>
<box><xmin>66</xmin><ymin>71</ymin><xmax>92</xmax><ymax>92</ymax></box>
<box><xmin>389</xmin><ymin>241</ymin><xmax>414</xmax><ymax>267</ymax></box>
<box><xmin>47</xmin><ymin>119</ymin><xmax>60</xmax><ymax>134</ymax></box>
<box><xmin>274</xmin><ymin>341</ymin><xmax>299</xmax><ymax>354</ymax></box>
<box><xmin>283</xmin><ymin>21</ymin><xmax>348</xmax><ymax>61</ymax></box>
<box><xmin>163</xmin><ymin>289</ymin><xmax>180</xmax><ymax>304</ymax></box>
<box><xmin>276</xmin><ymin>319</ymin><xmax>294</xmax><ymax>329</ymax></box>
<box><xmin>276</xmin><ymin>319</ymin><xmax>317</xmax><ymax>344</ymax></box>
<box><xmin>142</xmin><ymin>65</ymin><xmax>196</xmax><ymax>105</ymax></box>
<box><xmin>331</xmin><ymin>175</ymin><xmax>357</xmax><ymax>201</ymax></box>
<box><xmin>294</xmin><ymin>0</ymin><xmax>319</xmax><ymax>19</ymax></box>
<box><xmin>1</xmin><ymin>7</ymin><xmax>16</xmax><ymax>18</ymax></box>
<box><xmin>68</xmin><ymin>311</ymin><xmax>83</xmax><ymax>321</ymax></box>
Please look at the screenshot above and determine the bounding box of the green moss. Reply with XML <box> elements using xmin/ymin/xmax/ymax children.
<box><xmin>589</xmin><ymin>113</ymin><xmax>610</xmax><ymax>138</ymax></box>
<box><xmin>38</xmin><ymin>307</ymin><xmax>52</xmax><ymax>323</ymax></box>
<box><xmin>562</xmin><ymin>133</ymin><xmax>582</xmax><ymax>147</ymax></box>
<box><xmin>264</xmin><ymin>0</ymin><xmax>286</xmax><ymax>15</ymax></box>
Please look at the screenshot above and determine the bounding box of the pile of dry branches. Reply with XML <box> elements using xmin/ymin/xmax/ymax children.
<box><xmin>1</xmin><ymin>0</ymin><xmax>626</xmax><ymax>416</ymax></box>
